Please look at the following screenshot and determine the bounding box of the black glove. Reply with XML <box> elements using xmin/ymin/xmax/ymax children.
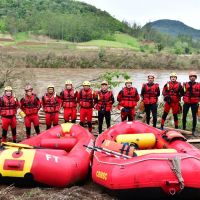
<box><xmin>122</xmin><ymin>107</ymin><xmax>130</xmax><ymax>113</ymax></box>
<box><xmin>164</xmin><ymin>96</ymin><xmax>171</xmax><ymax>104</ymax></box>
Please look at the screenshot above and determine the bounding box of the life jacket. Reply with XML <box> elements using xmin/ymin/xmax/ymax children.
<box><xmin>42</xmin><ymin>93</ymin><xmax>60</xmax><ymax>113</ymax></box>
<box><xmin>95</xmin><ymin>90</ymin><xmax>113</xmax><ymax>111</ymax></box>
<box><xmin>61</xmin><ymin>89</ymin><xmax>77</xmax><ymax>108</ymax></box>
<box><xmin>183</xmin><ymin>82</ymin><xmax>200</xmax><ymax>104</ymax></box>
<box><xmin>0</xmin><ymin>95</ymin><xmax>18</xmax><ymax>116</ymax></box>
<box><xmin>79</xmin><ymin>88</ymin><xmax>93</xmax><ymax>108</ymax></box>
<box><xmin>118</xmin><ymin>87</ymin><xmax>139</xmax><ymax>108</ymax></box>
<box><xmin>142</xmin><ymin>83</ymin><xmax>159</xmax><ymax>104</ymax></box>
<box><xmin>20</xmin><ymin>94</ymin><xmax>40</xmax><ymax>115</ymax></box>
<box><xmin>163</xmin><ymin>81</ymin><xmax>182</xmax><ymax>103</ymax></box>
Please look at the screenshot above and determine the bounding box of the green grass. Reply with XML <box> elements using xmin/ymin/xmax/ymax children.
<box><xmin>14</xmin><ymin>32</ymin><xmax>30</xmax><ymax>42</ymax></box>
<box><xmin>78</xmin><ymin>33</ymin><xmax>140</xmax><ymax>50</ymax></box>
<box><xmin>114</xmin><ymin>33</ymin><xmax>140</xmax><ymax>48</ymax></box>
<box><xmin>0</xmin><ymin>32</ymin><xmax>142</xmax><ymax>51</ymax></box>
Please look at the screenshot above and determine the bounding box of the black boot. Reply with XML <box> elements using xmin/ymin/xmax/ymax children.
<box><xmin>11</xmin><ymin>128</ymin><xmax>17</xmax><ymax>143</ymax></box>
<box><xmin>26</xmin><ymin>127</ymin><xmax>31</xmax><ymax>138</ymax></box>
<box><xmin>34</xmin><ymin>126</ymin><xmax>40</xmax><ymax>135</ymax></box>
<box><xmin>2</xmin><ymin>129</ymin><xmax>7</xmax><ymax>142</ymax></box>
<box><xmin>46</xmin><ymin>125</ymin><xmax>51</xmax><ymax>130</ymax></box>
<box><xmin>79</xmin><ymin>122</ymin><xmax>84</xmax><ymax>127</ymax></box>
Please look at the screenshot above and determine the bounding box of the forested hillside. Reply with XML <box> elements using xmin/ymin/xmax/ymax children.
<box><xmin>0</xmin><ymin>0</ymin><xmax>131</xmax><ymax>42</ymax></box>
<box><xmin>1</xmin><ymin>0</ymin><xmax>200</xmax><ymax>55</ymax></box>
<box><xmin>146</xmin><ymin>19</ymin><xmax>200</xmax><ymax>40</ymax></box>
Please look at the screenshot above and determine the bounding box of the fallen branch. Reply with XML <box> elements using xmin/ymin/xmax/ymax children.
<box><xmin>187</xmin><ymin>139</ymin><xmax>200</xmax><ymax>143</ymax></box>
<box><xmin>165</xmin><ymin>127</ymin><xmax>192</xmax><ymax>135</ymax></box>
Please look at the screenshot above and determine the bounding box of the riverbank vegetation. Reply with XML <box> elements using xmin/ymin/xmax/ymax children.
<box><xmin>1</xmin><ymin>45</ymin><xmax>200</xmax><ymax>69</ymax></box>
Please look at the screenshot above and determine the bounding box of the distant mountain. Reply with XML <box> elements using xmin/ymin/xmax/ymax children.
<box><xmin>145</xmin><ymin>19</ymin><xmax>200</xmax><ymax>40</ymax></box>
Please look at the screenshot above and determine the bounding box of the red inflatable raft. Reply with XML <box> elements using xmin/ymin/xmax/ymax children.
<box><xmin>91</xmin><ymin>121</ymin><xmax>200</xmax><ymax>199</ymax></box>
<box><xmin>0</xmin><ymin>123</ymin><xmax>94</xmax><ymax>187</ymax></box>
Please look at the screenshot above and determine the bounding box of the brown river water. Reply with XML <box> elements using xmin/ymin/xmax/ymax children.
<box><xmin>21</xmin><ymin>68</ymin><xmax>200</xmax><ymax>98</ymax></box>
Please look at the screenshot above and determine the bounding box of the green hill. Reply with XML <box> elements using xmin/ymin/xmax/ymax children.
<box><xmin>0</xmin><ymin>0</ymin><xmax>131</xmax><ymax>42</ymax></box>
<box><xmin>146</xmin><ymin>19</ymin><xmax>200</xmax><ymax>40</ymax></box>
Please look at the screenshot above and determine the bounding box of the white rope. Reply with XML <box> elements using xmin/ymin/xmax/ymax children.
<box><xmin>94</xmin><ymin>152</ymin><xmax>200</xmax><ymax>167</ymax></box>
<box><xmin>169</xmin><ymin>156</ymin><xmax>185</xmax><ymax>191</ymax></box>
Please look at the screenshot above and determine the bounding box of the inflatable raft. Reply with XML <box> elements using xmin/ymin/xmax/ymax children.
<box><xmin>0</xmin><ymin>123</ymin><xmax>94</xmax><ymax>187</ymax></box>
<box><xmin>91</xmin><ymin>121</ymin><xmax>200</xmax><ymax>199</ymax></box>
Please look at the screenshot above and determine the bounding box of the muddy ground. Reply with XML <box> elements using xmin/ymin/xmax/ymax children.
<box><xmin>0</xmin><ymin>120</ymin><xmax>199</xmax><ymax>200</ymax></box>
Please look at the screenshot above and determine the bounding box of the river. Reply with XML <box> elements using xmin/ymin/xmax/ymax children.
<box><xmin>25</xmin><ymin>68</ymin><xmax>199</xmax><ymax>99</ymax></box>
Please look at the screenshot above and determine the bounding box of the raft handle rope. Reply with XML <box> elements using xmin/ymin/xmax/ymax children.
<box><xmin>169</xmin><ymin>156</ymin><xmax>185</xmax><ymax>192</ymax></box>
<box><xmin>169</xmin><ymin>188</ymin><xmax>176</xmax><ymax>196</ymax></box>
<box><xmin>94</xmin><ymin>153</ymin><xmax>200</xmax><ymax>167</ymax></box>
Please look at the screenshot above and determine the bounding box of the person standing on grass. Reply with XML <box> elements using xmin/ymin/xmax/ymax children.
<box><xmin>60</xmin><ymin>80</ymin><xmax>78</xmax><ymax>123</ymax></box>
<box><xmin>117</xmin><ymin>79</ymin><xmax>140</xmax><ymax>121</ymax></box>
<box><xmin>41</xmin><ymin>84</ymin><xmax>61</xmax><ymax>130</ymax></box>
<box><xmin>182</xmin><ymin>71</ymin><xmax>200</xmax><ymax>136</ymax></box>
<box><xmin>141</xmin><ymin>74</ymin><xmax>160</xmax><ymax>127</ymax></box>
<box><xmin>94</xmin><ymin>81</ymin><xmax>114</xmax><ymax>134</ymax></box>
<box><xmin>20</xmin><ymin>85</ymin><xmax>41</xmax><ymax>138</ymax></box>
<box><xmin>0</xmin><ymin>86</ymin><xmax>19</xmax><ymax>143</ymax></box>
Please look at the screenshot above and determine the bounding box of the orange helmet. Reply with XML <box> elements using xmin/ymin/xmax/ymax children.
<box><xmin>189</xmin><ymin>71</ymin><xmax>197</xmax><ymax>77</ymax></box>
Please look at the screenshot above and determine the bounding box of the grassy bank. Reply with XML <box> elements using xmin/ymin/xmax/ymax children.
<box><xmin>1</xmin><ymin>32</ymin><xmax>200</xmax><ymax>69</ymax></box>
<box><xmin>1</xmin><ymin>50</ymin><xmax>200</xmax><ymax>69</ymax></box>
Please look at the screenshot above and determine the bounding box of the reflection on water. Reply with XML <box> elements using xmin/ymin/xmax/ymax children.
<box><xmin>21</xmin><ymin>68</ymin><xmax>199</xmax><ymax>99</ymax></box>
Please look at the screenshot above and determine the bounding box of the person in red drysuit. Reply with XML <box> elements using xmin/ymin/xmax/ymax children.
<box><xmin>41</xmin><ymin>84</ymin><xmax>61</xmax><ymax>130</ymax></box>
<box><xmin>0</xmin><ymin>86</ymin><xmax>19</xmax><ymax>142</ymax></box>
<box><xmin>20</xmin><ymin>85</ymin><xmax>41</xmax><ymax>138</ymax></box>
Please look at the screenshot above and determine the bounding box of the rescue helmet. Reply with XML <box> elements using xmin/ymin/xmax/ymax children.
<box><xmin>170</xmin><ymin>72</ymin><xmax>177</xmax><ymax>77</ymax></box>
<box><xmin>148</xmin><ymin>74</ymin><xmax>155</xmax><ymax>78</ymax></box>
<box><xmin>82</xmin><ymin>81</ymin><xmax>91</xmax><ymax>86</ymax></box>
<box><xmin>4</xmin><ymin>86</ymin><xmax>12</xmax><ymax>91</ymax></box>
<box><xmin>25</xmin><ymin>85</ymin><xmax>33</xmax><ymax>91</ymax></box>
<box><xmin>189</xmin><ymin>71</ymin><xmax>197</xmax><ymax>78</ymax></box>
<box><xmin>65</xmin><ymin>80</ymin><xmax>72</xmax><ymax>85</ymax></box>
<box><xmin>101</xmin><ymin>80</ymin><xmax>108</xmax><ymax>85</ymax></box>
<box><xmin>125</xmin><ymin>79</ymin><xmax>132</xmax><ymax>84</ymax></box>
<box><xmin>47</xmin><ymin>84</ymin><xmax>55</xmax><ymax>89</ymax></box>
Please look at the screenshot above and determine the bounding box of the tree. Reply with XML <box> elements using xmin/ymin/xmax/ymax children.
<box><xmin>75</xmin><ymin>71</ymin><xmax>130</xmax><ymax>89</ymax></box>
<box><xmin>156</xmin><ymin>43</ymin><xmax>164</xmax><ymax>52</ymax></box>
<box><xmin>0</xmin><ymin>53</ymin><xmax>35</xmax><ymax>96</ymax></box>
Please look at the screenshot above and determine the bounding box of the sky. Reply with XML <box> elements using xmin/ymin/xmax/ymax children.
<box><xmin>79</xmin><ymin>0</ymin><xmax>200</xmax><ymax>29</ymax></box>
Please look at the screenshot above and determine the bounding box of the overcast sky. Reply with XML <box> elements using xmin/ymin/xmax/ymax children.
<box><xmin>79</xmin><ymin>0</ymin><xmax>200</xmax><ymax>29</ymax></box>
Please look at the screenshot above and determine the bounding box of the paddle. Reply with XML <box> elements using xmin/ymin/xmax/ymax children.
<box><xmin>84</xmin><ymin>144</ymin><xmax>131</xmax><ymax>159</ymax></box>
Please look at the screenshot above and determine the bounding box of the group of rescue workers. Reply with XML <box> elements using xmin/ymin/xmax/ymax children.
<box><xmin>0</xmin><ymin>71</ymin><xmax>199</xmax><ymax>143</ymax></box>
